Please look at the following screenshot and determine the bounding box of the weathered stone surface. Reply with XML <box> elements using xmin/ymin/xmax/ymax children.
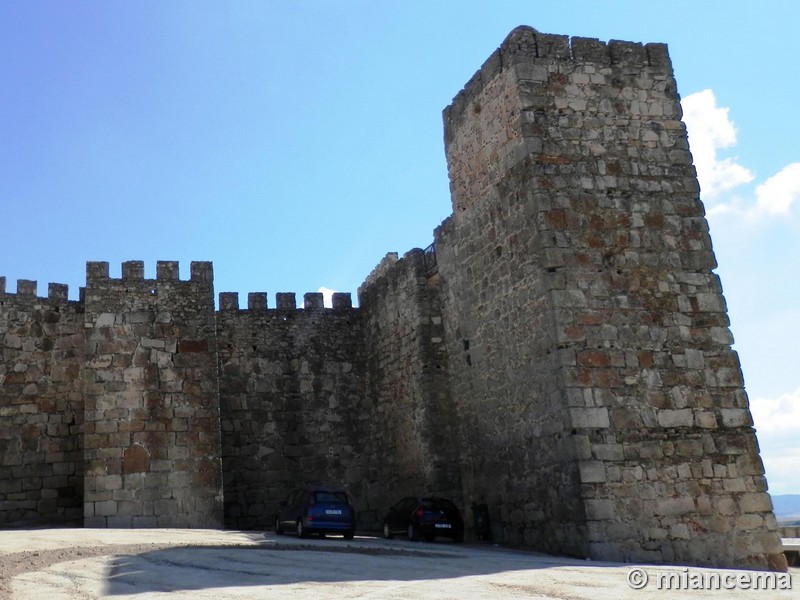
<box><xmin>0</xmin><ymin>286</ymin><xmax>84</xmax><ymax>526</ymax></box>
<box><xmin>434</xmin><ymin>25</ymin><xmax>782</xmax><ymax>570</ymax></box>
<box><xmin>217</xmin><ymin>292</ymin><xmax>366</xmax><ymax>530</ymax></box>
<box><xmin>0</xmin><ymin>25</ymin><xmax>783</xmax><ymax>572</ymax></box>
<box><xmin>123</xmin><ymin>444</ymin><xmax>150</xmax><ymax>474</ymax></box>
<box><xmin>80</xmin><ymin>262</ymin><xmax>224</xmax><ymax>528</ymax></box>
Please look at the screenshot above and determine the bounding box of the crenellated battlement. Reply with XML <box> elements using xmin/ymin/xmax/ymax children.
<box><xmin>2</xmin><ymin>262</ymin><xmax>358</xmax><ymax>311</ymax></box>
<box><xmin>444</xmin><ymin>25</ymin><xmax>671</xmax><ymax>143</ymax></box>
<box><xmin>0</xmin><ymin>275</ymin><xmax>75</xmax><ymax>304</ymax></box>
<box><xmin>358</xmin><ymin>251</ymin><xmax>400</xmax><ymax>297</ymax></box>
<box><xmin>85</xmin><ymin>260</ymin><xmax>213</xmax><ymax>283</ymax></box>
<box><xmin>79</xmin><ymin>261</ymin><xmax>356</xmax><ymax>312</ymax></box>
<box><xmin>81</xmin><ymin>260</ymin><xmax>217</xmax><ymax>317</ymax></box>
<box><xmin>217</xmin><ymin>290</ymin><xmax>354</xmax><ymax>311</ymax></box>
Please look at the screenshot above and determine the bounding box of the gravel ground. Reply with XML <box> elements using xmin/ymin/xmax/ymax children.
<box><xmin>1</xmin><ymin>529</ymin><xmax>796</xmax><ymax>599</ymax></box>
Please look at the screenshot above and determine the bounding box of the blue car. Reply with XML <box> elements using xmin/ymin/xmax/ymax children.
<box><xmin>274</xmin><ymin>488</ymin><xmax>356</xmax><ymax>539</ymax></box>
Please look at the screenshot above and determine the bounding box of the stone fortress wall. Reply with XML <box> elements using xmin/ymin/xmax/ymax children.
<box><xmin>0</xmin><ymin>278</ymin><xmax>84</xmax><ymax>525</ymax></box>
<box><xmin>0</xmin><ymin>26</ymin><xmax>787</xmax><ymax>571</ymax></box>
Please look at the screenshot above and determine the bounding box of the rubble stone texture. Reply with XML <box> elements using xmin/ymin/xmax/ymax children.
<box><xmin>82</xmin><ymin>260</ymin><xmax>223</xmax><ymax>528</ymax></box>
<box><xmin>433</xmin><ymin>26</ymin><xmax>784</xmax><ymax>571</ymax></box>
<box><xmin>0</xmin><ymin>26</ymin><xmax>786</xmax><ymax>571</ymax></box>
<box><xmin>0</xmin><ymin>279</ymin><xmax>83</xmax><ymax>525</ymax></box>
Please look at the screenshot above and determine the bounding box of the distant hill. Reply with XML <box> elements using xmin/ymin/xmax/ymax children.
<box><xmin>771</xmin><ymin>494</ymin><xmax>800</xmax><ymax>523</ymax></box>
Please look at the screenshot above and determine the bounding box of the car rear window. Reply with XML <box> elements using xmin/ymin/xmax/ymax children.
<box><xmin>313</xmin><ymin>491</ymin><xmax>349</xmax><ymax>505</ymax></box>
<box><xmin>422</xmin><ymin>498</ymin><xmax>457</xmax><ymax>511</ymax></box>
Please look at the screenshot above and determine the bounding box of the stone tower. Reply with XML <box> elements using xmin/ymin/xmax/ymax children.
<box><xmin>82</xmin><ymin>261</ymin><xmax>223</xmax><ymax>527</ymax></box>
<box><xmin>433</xmin><ymin>26</ymin><xmax>785</xmax><ymax>570</ymax></box>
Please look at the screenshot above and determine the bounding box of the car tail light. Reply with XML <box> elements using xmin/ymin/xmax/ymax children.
<box><xmin>415</xmin><ymin>505</ymin><xmax>424</xmax><ymax>518</ymax></box>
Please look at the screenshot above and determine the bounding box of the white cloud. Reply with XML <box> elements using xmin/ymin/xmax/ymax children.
<box><xmin>761</xmin><ymin>448</ymin><xmax>800</xmax><ymax>498</ymax></box>
<box><xmin>681</xmin><ymin>92</ymin><xmax>799</xmax><ymax>495</ymax></box>
<box><xmin>681</xmin><ymin>89</ymin><xmax>754</xmax><ymax>199</ymax></box>
<box><xmin>317</xmin><ymin>286</ymin><xmax>337</xmax><ymax>308</ymax></box>
<box><xmin>682</xmin><ymin>90</ymin><xmax>800</xmax><ymax>221</ymax></box>
<box><xmin>750</xmin><ymin>387</ymin><xmax>800</xmax><ymax>495</ymax></box>
<box><xmin>750</xmin><ymin>386</ymin><xmax>800</xmax><ymax>433</ymax></box>
<box><xmin>754</xmin><ymin>162</ymin><xmax>800</xmax><ymax>216</ymax></box>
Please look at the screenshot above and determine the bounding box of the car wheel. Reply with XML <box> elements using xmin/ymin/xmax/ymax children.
<box><xmin>274</xmin><ymin>517</ymin><xmax>284</xmax><ymax>535</ymax></box>
<box><xmin>344</xmin><ymin>530</ymin><xmax>354</xmax><ymax>540</ymax></box>
<box><xmin>407</xmin><ymin>523</ymin><xmax>419</xmax><ymax>542</ymax></box>
<box><xmin>382</xmin><ymin>522</ymin><xmax>393</xmax><ymax>540</ymax></box>
<box><xmin>296</xmin><ymin>520</ymin><xmax>308</xmax><ymax>539</ymax></box>
<box><xmin>453</xmin><ymin>532</ymin><xmax>464</xmax><ymax>544</ymax></box>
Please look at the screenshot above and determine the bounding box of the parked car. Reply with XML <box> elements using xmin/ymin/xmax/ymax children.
<box><xmin>274</xmin><ymin>488</ymin><xmax>356</xmax><ymax>539</ymax></box>
<box><xmin>382</xmin><ymin>496</ymin><xmax>464</xmax><ymax>543</ymax></box>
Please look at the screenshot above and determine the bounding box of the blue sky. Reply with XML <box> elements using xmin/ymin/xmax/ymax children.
<box><xmin>1</xmin><ymin>2</ymin><xmax>798</xmax><ymax>496</ymax></box>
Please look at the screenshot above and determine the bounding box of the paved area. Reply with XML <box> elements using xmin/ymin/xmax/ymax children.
<box><xmin>0</xmin><ymin>528</ymin><xmax>796</xmax><ymax>599</ymax></box>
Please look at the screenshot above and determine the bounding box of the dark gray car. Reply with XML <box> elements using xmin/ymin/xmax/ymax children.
<box><xmin>382</xmin><ymin>496</ymin><xmax>464</xmax><ymax>543</ymax></box>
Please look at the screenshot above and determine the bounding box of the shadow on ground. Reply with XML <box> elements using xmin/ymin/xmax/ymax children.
<box><xmin>104</xmin><ymin>535</ymin><xmax>598</xmax><ymax>596</ymax></box>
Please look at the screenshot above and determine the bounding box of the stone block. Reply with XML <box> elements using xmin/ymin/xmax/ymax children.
<box><xmin>573</xmin><ymin>435</ymin><xmax>592</xmax><ymax>460</ymax></box>
<box><xmin>95</xmin><ymin>313</ymin><xmax>116</xmax><ymax>328</ymax></box>
<box><xmin>36</xmin><ymin>497</ymin><xmax>58</xmax><ymax>514</ymax></box>
<box><xmin>94</xmin><ymin>474</ymin><xmax>122</xmax><ymax>492</ymax></box>
<box><xmin>588</xmin><ymin>541</ymin><xmax>625</xmax><ymax>562</ymax></box>
<box><xmin>584</xmin><ymin>498</ymin><xmax>615</xmax><ymax>520</ymax></box>
<box><xmin>735</xmin><ymin>513</ymin><xmax>763</xmax><ymax>530</ymax></box>
<box><xmin>739</xmin><ymin>492</ymin><xmax>772</xmax><ymax>513</ymax></box>
<box><xmin>720</xmin><ymin>408</ymin><xmax>751</xmax><ymax>427</ymax></box>
<box><xmin>303</xmin><ymin>292</ymin><xmax>324</xmax><ymax>309</ymax></box>
<box><xmin>723</xmin><ymin>478</ymin><xmax>747</xmax><ymax>493</ymax></box>
<box><xmin>592</xmin><ymin>443</ymin><xmax>624</xmax><ymax>461</ymax></box>
<box><xmin>116</xmin><ymin>500</ymin><xmax>144</xmax><ymax>517</ymax></box>
<box><xmin>694</xmin><ymin>292</ymin><xmax>725</xmax><ymax>312</ymax></box>
<box><xmin>94</xmin><ymin>500</ymin><xmax>117</xmax><ymax>517</ymax></box>
<box><xmin>654</xmin><ymin>496</ymin><xmax>695</xmax><ymax>516</ymax></box>
<box><xmin>551</xmin><ymin>289</ymin><xmax>587</xmax><ymax>308</ymax></box>
<box><xmin>569</xmin><ymin>407</ymin><xmax>610</xmax><ymax>429</ymax></box>
<box><xmin>674</xmin><ymin>439</ymin><xmax>704</xmax><ymax>457</ymax></box>
<box><xmin>646</xmin><ymin>527</ymin><xmax>669</xmax><ymax>541</ymax></box>
<box><xmin>154</xmin><ymin>498</ymin><xmax>177</xmax><ymax>516</ymax></box>
<box><xmin>657</xmin><ymin>409</ymin><xmax>693</xmax><ymax>428</ymax></box>
<box><xmin>578</xmin><ymin>461</ymin><xmax>606</xmax><ymax>483</ymax></box>
<box><xmin>609</xmin><ymin>408</ymin><xmax>641</xmax><ymax>429</ymax></box>
<box><xmin>107</xmin><ymin>515</ymin><xmax>133</xmax><ymax>527</ymax></box>
<box><xmin>639</xmin><ymin>442</ymin><xmax>664</xmax><ymax>459</ymax></box>
<box><xmin>694</xmin><ymin>411</ymin><xmax>717</xmax><ymax>429</ymax></box>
